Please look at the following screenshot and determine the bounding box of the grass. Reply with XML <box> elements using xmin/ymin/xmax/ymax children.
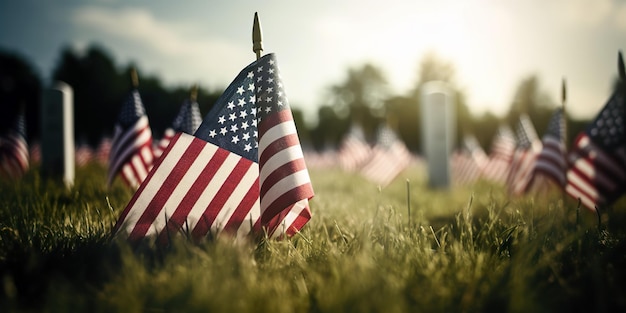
<box><xmin>0</xmin><ymin>164</ymin><xmax>625</xmax><ymax>312</ymax></box>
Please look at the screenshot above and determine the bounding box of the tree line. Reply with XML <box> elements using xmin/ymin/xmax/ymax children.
<box><xmin>1</xmin><ymin>45</ymin><xmax>592</xmax><ymax>152</ymax></box>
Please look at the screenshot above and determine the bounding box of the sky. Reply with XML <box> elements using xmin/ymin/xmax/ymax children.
<box><xmin>1</xmin><ymin>0</ymin><xmax>625</xmax><ymax>124</ymax></box>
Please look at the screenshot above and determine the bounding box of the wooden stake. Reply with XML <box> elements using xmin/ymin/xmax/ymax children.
<box><xmin>252</xmin><ymin>12</ymin><xmax>263</xmax><ymax>60</ymax></box>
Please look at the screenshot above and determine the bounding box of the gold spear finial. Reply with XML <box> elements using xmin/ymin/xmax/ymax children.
<box><xmin>252</xmin><ymin>12</ymin><xmax>263</xmax><ymax>60</ymax></box>
<box><xmin>190</xmin><ymin>84</ymin><xmax>198</xmax><ymax>102</ymax></box>
<box><xmin>131</xmin><ymin>67</ymin><xmax>139</xmax><ymax>88</ymax></box>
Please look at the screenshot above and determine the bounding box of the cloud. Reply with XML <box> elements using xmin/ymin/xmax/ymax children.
<box><xmin>614</xmin><ymin>3</ymin><xmax>626</xmax><ymax>31</ymax></box>
<box><xmin>561</xmin><ymin>0</ymin><xmax>612</xmax><ymax>27</ymax></box>
<box><xmin>70</xmin><ymin>6</ymin><xmax>249</xmax><ymax>86</ymax></box>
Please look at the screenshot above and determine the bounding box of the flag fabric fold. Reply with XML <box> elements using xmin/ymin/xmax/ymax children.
<box><xmin>0</xmin><ymin>112</ymin><xmax>28</xmax><ymax>179</ymax></box>
<box><xmin>113</xmin><ymin>54</ymin><xmax>314</xmax><ymax>242</ymax></box>
<box><xmin>153</xmin><ymin>98</ymin><xmax>202</xmax><ymax>159</ymax></box>
<box><xmin>565</xmin><ymin>90</ymin><xmax>626</xmax><ymax>210</ymax></box>
<box><xmin>107</xmin><ymin>90</ymin><xmax>154</xmax><ymax>189</ymax></box>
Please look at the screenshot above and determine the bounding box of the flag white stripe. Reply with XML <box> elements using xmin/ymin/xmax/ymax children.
<box><xmin>235</xmin><ymin>197</ymin><xmax>261</xmax><ymax>238</ymax></box>
<box><xmin>146</xmin><ymin>144</ymin><xmax>218</xmax><ymax>237</ymax></box>
<box><xmin>258</xmin><ymin>120</ymin><xmax>297</xmax><ymax>155</ymax></box>
<box><xmin>119</xmin><ymin>134</ymin><xmax>193</xmax><ymax>236</ymax></box>
<box><xmin>188</xmin><ymin>149</ymin><xmax>249</xmax><ymax>231</ymax></box>
<box><xmin>262</xmin><ymin>169</ymin><xmax>311</xmax><ymax>210</ymax></box>
<box><xmin>212</xmin><ymin>164</ymin><xmax>258</xmax><ymax>234</ymax></box>
<box><xmin>260</xmin><ymin>145</ymin><xmax>305</xmax><ymax>179</ymax></box>
<box><xmin>269</xmin><ymin>199</ymin><xmax>308</xmax><ymax>239</ymax></box>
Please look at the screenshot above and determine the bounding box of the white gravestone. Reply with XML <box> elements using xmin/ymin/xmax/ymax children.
<box><xmin>41</xmin><ymin>81</ymin><xmax>74</xmax><ymax>187</ymax></box>
<box><xmin>420</xmin><ymin>81</ymin><xmax>455</xmax><ymax>188</ymax></box>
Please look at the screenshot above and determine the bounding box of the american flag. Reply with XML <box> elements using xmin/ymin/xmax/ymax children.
<box><xmin>75</xmin><ymin>143</ymin><xmax>94</xmax><ymax>167</ymax></box>
<box><xmin>107</xmin><ymin>90</ymin><xmax>154</xmax><ymax>188</ymax></box>
<box><xmin>29</xmin><ymin>141</ymin><xmax>41</xmax><ymax>164</ymax></box>
<box><xmin>531</xmin><ymin>108</ymin><xmax>567</xmax><ymax>188</ymax></box>
<box><xmin>506</xmin><ymin>115</ymin><xmax>542</xmax><ymax>195</ymax></box>
<box><xmin>451</xmin><ymin>134</ymin><xmax>488</xmax><ymax>185</ymax></box>
<box><xmin>96</xmin><ymin>137</ymin><xmax>112</xmax><ymax>165</ymax></box>
<box><xmin>360</xmin><ymin>125</ymin><xmax>412</xmax><ymax>187</ymax></box>
<box><xmin>113</xmin><ymin>54</ymin><xmax>314</xmax><ymax>242</ymax></box>
<box><xmin>0</xmin><ymin>112</ymin><xmax>28</xmax><ymax>179</ymax></box>
<box><xmin>338</xmin><ymin>124</ymin><xmax>371</xmax><ymax>172</ymax></box>
<box><xmin>153</xmin><ymin>98</ymin><xmax>202</xmax><ymax>159</ymax></box>
<box><xmin>303</xmin><ymin>146</ymin><xmax>337</xmax><ymax>169</ymax></box>
<box><xmin>565</xmin><ymin>90</ymin><xmax>626</xmax><ymax>210</ymax></box>
<box><xmin>482</xmin><ymin>125</ymin><xmax>517</xmax><ymax>184</ymax></box>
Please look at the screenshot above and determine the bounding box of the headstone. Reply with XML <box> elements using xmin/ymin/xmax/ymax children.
<box><xmin>41</xmin><ymin>81</ymin><xmax>74</xmax><ymax>187</ymax></box>
<box><xmin>420</xmin><ymin>81</ymin><xmax>455</xmax><ymax>188</ymax></box>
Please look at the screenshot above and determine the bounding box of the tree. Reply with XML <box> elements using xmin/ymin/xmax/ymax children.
<box><xmin>52</xmin><ymin>45</ymin><xmax>126</xmax><ymax>145</ymax></box>
<box><xmin>325</xmin><ymin>63</ymin><xmax>389</xmax><ymax>141</ymax></box>
<box><xmin>0</xmin><ymin>50</ymin><xmax>42</xmax><ymax>140</ymax></box>
<box><xmin>506</xmin><ymin>75</ymin><xmax>556</xmax><ymax>136</ymax></box>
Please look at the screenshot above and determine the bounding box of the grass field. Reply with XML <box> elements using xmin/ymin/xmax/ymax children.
<box><xmin>1</xmin><ymin>164</ymin><xmax>625</xmax><ymax>312</ymax></box>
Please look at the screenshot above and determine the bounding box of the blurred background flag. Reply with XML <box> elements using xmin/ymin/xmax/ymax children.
<box><xmin>153</xmin><ymin>96</ymin><xmax>202</xmax><ymax>159</ymax></box>
<box><xmin>337</xmin><ymin>124</ymin><xmax>371</xmax><ymax>172</ymax></box>
<box><xmin>75</xmin><ymin>142</ymin><xmax>94</xmax><ymax>167</ymax></box>
<box><xmin>107</xmin><ymin>89</ymin><xmax>154</xmax><ymax>189</ymax></box>
<box><xmin>565</xmin><ymin>88</ymin><xmax>626</xmax><ymax>210</ymax></box>
<box><xmin>451</xmin><ymin>134</ymin><xmax>488</xmax><ymax>185</ymax></box>
<box><xmin>360</xmin><ymin>124</ymin><xmax>412</xmax><ymax>187</ymax></box>
<box><xmin>113</xmin><ymin>54</ymin><xmax>314</xmax><ymax>242</ymax></box>
<box><xmin>531</xmin><ymin>108</ymin><xmax>567</xmax><ymax>188</ymax></box>
<box><xmin>96</xmin><ymin>136</ymin><xmax>112</xmax><ymax>165</ymax></box>
<box><xmin>506</xmin><ymin>114</ymin><xmax>541</xmax><ymax>195</ymax></box>
<box><xmin>482</xmin><ymin>125</ymin><xmax>517</xmax><ymax>184</ymax></box>
<box><xmin>0</xmin><ymin>111</ymin><xmax>28</xmax><ymax>179</ymax></box>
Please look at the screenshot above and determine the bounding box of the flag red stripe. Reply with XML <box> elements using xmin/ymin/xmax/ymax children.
<box><xmin>155</xmin><ymin>145</ymin><xmax>231</xmax><ymax>243</ymax></box>
<box><xmin>222</xmin><ymin>178</ymin><xmax>260</xmax><ymax>235</ymax></box>
<box><xmin>258</xmin><ymin>109</ymin><xmax>292</xmax><ymax>135</ymax></box>
<box><xmin>113</xmin><ymin>133</ymin><xmax>184</xmax><ymax>233</ymax></box>
<box><xmin>261</xmin><ymin>183</ymin><xmax>314</xmax><ymax>225</ymax></box>
<box><xmin>191</xmin><ymin>157</ymin><xmax>254</xmax><ymax>239</ymax></box>
<box><xmin>259</xmin><ymin>132</ymin><xmax>300</xmax><ymax>166</ymax></box>
<box><xmin>127</xmin><ymin>140</ymin><xmax>203</xmax><ymax>240</ymax></box>
<box><xmin>260</xmin><ymin>157</ymin><xmax>308</xmax><ymax>198</ymax></box>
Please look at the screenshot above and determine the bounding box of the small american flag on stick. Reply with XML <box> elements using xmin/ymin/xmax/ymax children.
<box><xmin>0</xmin><ymin>112</ymin><xmax>28</xmax><ymax>179</ymax></box>
<box><xmin>107</xmin><ymin>89</ymin><xmax>154</xmax><ymax>189</ymax></box>
<box><xmin>153</xmin><ymin>98</ymin><xmax>202</xmax><ymax>160</ymax></box>
<box><xmin>565</xmin><ymin>89</ymin><xmax>626</xmax><ymax>210</ymax></box>
<box><xmin>113</xmin><ymin>54</ymin><xmax>314</xmax><ymax>242</ymax></box>
<box><xmin>531</xmin><ymin>108</ymin><xmax>567</xmax><ymax>188</ymax></box>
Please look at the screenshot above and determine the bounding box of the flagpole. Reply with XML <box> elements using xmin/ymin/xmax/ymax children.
<box><xmin>618</xmin><ymin>51</ymin><xmax>625</xmax><ymax>81</ymax></box>
<box><xmin>190</xmin><ymin>84</ymin><xmax>198</xmax><ymax>102</ymax></box>
<box><xmin>561</xmin><ymin>78</ymin><xmax>567</xmax><ymax>207</ymax></box>
<box><xmin>561</xmin><ymin>78</ymin><xmax>567</xmax><ymax>150</ymax></box>
<box><xmin>253</xmin><ymin>12</ymin><xmax>263</xmax><ymax>61</ymax></box>
<box><xmin>131</xmin><ymin>67</ymin><xmax>139</xmax><ymax>89</ymax></box>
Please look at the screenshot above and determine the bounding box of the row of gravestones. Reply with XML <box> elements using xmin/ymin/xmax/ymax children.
<box><xmin>40</xmin><ymin>81</ymin><xmax>455</xmax><ymax>189</ymax></box>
